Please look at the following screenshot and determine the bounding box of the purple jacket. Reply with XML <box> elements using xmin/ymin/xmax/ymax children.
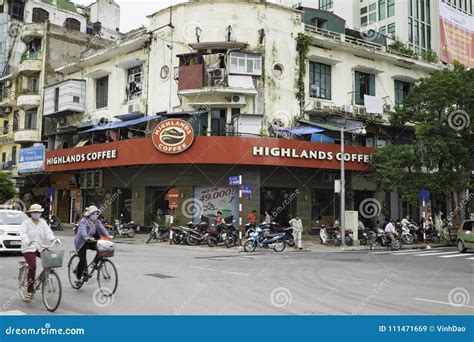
<box><xmin>74</xmin><ymin>217</ymin><xmax>109</xmax><ymax>251</ymax></box>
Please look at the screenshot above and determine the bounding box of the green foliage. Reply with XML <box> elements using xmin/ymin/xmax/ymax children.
<box><xmin>0</xmin><ymin>173</ymin><xmax>16</xmax><ymax>204</ymax></box>
<box><xmin>389</xmin><ymin>40</ymin><xmax>415</xmax><ymax>57</ymax></box>
<box><xmin>420</xmin><ymin>49</ymin><xmax>438</xmax><ymax>63</ymax></box>
<box><xmin>371</xmin><ymin>65</ymin><xmax>473</xmax><ymax>205</ymax></box>
<box><xmin>295</xmin><ymin>34</ymin><xmax>313</xmax><ymax>115</ymax></box>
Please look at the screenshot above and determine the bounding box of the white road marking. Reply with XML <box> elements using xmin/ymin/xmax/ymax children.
<box><xmin>393</xmin><ymin>251</ymin><xmax>446</xmax><ymax>256</ymax></box>
<box><xmin>439</xmin><ymin>254</ymin><xmax>472</xmax><ymax>258</ymax></box>
<box><xmin>415</xmin><ymin>298</ymin><xmax>474</xmax><ymax>309</ymax></box>
<box><xmin>0</xmin><ymin>310</ymin><xmax>26</xmax><ymax>315</ymax></box>
<box><xmin>415</xmin><ymin>251</ymin><xmax>459</xmax><ymax>257</ymax></box>
<box><xmin>467</xmin><ymin>257</ymin><xmax>474</xmax><ymax>260</ymax></box>
<box><xmin>190</xmin><ymin>266</ymin><xmax>249</xmax><ymax>276</ymax></box>
<box><xmin>371</xmin><ymin>249</ymin><xmax>445</xmax><ymax>255</ymax></box>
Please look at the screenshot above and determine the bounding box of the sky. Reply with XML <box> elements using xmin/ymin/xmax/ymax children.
<box><xmin>76</xmin><ymin>0</ymin><xmax>281</xmax><ymax>33</ymax></box>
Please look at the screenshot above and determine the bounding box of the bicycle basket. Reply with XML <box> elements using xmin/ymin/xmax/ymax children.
<box><xmin>97</xmin><ymin>240</ymin><xmax>115</xmax><ymax>257</ymax></box>
<box><xmin>41</xmin><ymin>250</ymin><xmax>65</xmax><ymax>269</ymax></box>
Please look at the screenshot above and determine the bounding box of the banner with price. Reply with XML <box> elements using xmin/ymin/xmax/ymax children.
<box><xmin>194</xmin><ymin>186</ymin><xmax>238</xmax><ymax>222</ymax></box>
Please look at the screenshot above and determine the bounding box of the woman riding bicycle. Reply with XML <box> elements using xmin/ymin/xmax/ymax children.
<box><xmin>19</xmin><ymin>204</ymin><xmax>57</xmax><ymax>303</ymax></box>
<box><xmin>74</xmin><ymin>206</ymin><xmax>109</xmax><ymax>286</ymax></box>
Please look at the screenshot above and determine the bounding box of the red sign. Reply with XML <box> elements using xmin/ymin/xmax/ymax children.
<box><xmin>152</xmin><ymin>119</ymin><xmax>194</xmax><ymax>154</ymax></box>
<box><xmin>166</xmin><ymin>188</ymin><xmax>181</xmax><ymax>209</ymax></box>
<box><xmin>45</xmin><ymin>136</ymin><xmax>374</xmax><ymax>173</ymax></box>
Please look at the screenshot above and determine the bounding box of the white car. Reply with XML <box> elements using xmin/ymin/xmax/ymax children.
<box><xmin>0</xmin><ymin>210</ymin><xmax>28</xmax><ymax>253</ymax></box>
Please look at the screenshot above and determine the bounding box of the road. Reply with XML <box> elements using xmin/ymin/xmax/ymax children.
<box><xmin>0</xmin><ymin>234</ymin><xmax>472</xmax><ymax>315</ymax></box>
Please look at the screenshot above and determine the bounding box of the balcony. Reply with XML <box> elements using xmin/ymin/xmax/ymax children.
<box><xmin>18</xmin><ymin>52</ymin><xmax>43</xmax><ymax>75</ymax></box>
<box><xmin>17</xmin><ymin>93</ymin><xmax>41</xmax><ymax>108</ymax></box>
<box><xmin>20</xmin><ymin>23</ymin><xmax>45</xmax><ymax>43</ymax></box>
<box><xmin>44</xmin><ymin>80</ymin><xmax>86</xmax><ymax>117</ymax></box>
<box><xmin>14</xmin><ymin>129</ymin><xmax>41</xmax><ymax>144</ymax></box>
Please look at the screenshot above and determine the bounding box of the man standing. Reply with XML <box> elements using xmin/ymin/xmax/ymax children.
<box><xmin>289</xmin><ymin>214</ymin><xmax>304</xmax><ymax>250</ymax></box>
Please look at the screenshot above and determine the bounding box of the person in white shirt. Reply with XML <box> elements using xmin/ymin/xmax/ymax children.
<box><xmin>401</xmin><ymin>215</ymin><xmax>411</xmax><ymax>227</ymax></box>
<box><xmin>19</xmin><ymin>204</ymin><xmax>56</xmax><ymax>303</ymax></box>
<box><xmin>289</xmin><ymin>214</ymin><xmax>304</xmax><ymax>250</ymax></box>
<box><xmin>384</xmin><ymin>221</ymin><xmax>398</xmax><ymax>247</ymax></box>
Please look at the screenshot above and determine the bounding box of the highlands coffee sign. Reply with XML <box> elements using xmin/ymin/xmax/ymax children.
<box><xmin>252</xmin><ymin>146</ymin><xmax>370</xmax><ymax>163</ymax></box>
<box><xmin>46</xmin><ymin>149</ymin><xmax>118</xmax><ymax>166</ymax></box>
<box><xmin>152</xmin><ymin>119</ymin><xmax>195</xmax><ymax>154</ymax></box>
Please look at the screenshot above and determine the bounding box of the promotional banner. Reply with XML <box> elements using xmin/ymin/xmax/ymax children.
<box><xmin>439</xmin><ymin>2</ymin><xmax>474</xmax><ymax>67</ymax></box>
<box><xmin>18</xmin><ymin>146</ymin><xmax>45</xmax><ymax>174</ymax></box>
<box><xmin>194</xmin><ymin>186</ymin><xmax>238</xmax><ymax>222</ymax></box>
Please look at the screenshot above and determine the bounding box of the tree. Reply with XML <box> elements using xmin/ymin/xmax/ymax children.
<box><xmin>0</xmin><ymin>172</ymin><xmax>16</xmax><ymax>204</ymax></box>
<box><xmin>371</xmin><ymin>63</ymin><xmax>473</xmax><ymax>221</ymax></box>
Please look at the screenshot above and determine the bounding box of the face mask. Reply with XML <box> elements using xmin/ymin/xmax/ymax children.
<box><xmin>31</xmin><ymin>213</ymin><xmax>41</xmax><ymax>220</ymax></box>
<box><xmin>90</xmin><ymin>214</ymin><xmax>99</xmax><ymax>221</ymax></box>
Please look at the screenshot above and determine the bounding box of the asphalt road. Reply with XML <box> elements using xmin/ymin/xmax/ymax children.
<box><xmin>0</xmin><ymin>234</ymin><xmax>472</xmax><ymax>316</ymax></box>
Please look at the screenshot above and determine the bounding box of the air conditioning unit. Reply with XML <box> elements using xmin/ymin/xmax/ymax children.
<box><xmin>383</xmin><ymin>104</ymin><xmax>392</xmax><ymax>112</ymax></box>
<box><xmin>313</xmin><ymin>100</ymin><xmax>323</xmax><ymax>110</ymax></box>
<box><xmin>212</xmin><ymin>68</ymin><xmax>226</xmax><ymax>86</ymax></box>
<box><xmin>231</xmin><ymin>95</ymin><xmax>246</xmax><ymax>105</ymax></box>
<box><xmin>323</xmin><ymin>173</ymin><xmax>334</xmax><ymax>183</ymax></box>
<box><xmin>357</xmin><ymin>107</ymin><xmax>367</xmax><ymax>116</ymax></box>
<box><xmin>128</xmin><ymin>103</ymin><xmax>143</xmax><ymax>114</ymax></box>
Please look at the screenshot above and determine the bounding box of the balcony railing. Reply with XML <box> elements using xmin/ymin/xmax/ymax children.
<box><xmin>20</xmin><ymin>51</ymin><xmax>42</xmax><ymax>62</ymax></box>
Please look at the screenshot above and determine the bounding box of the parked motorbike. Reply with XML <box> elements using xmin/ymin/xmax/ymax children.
<box><xmin>319</xmin><ymin>226</ymin><xmax>352</xmax><ymax>246</ymax></box>
<box><xmin>110</xmin><ymin>214</ymin><xmax>137</xmax><ymax>238</ymax></box>
<box><xmin>244</xmin><ymin>222</ymin><xmax>257</xmax><ymax>237</ymax></box>
<box><xmin>244</xmin><ymin>227</ymin><xmax>286</xmax><ymax>253</ymax></box>
<box><xmin>424</xmin><ymin>228</ymin><xmax>441</xmax><ymax>244</ymax></box>
<box><xmin>185</xmin><ymin>216</ymin><xmax>211</xmax><ymax>246</ymax></box>
<box><xmin>370</xmin><ymin>228</ymin><xmax>402</xmax><ymax>250</ymax></box>
<box><xmin>172</xmin><ymin>226</ymin><xmax>187</xmax><ymax>245</ymax></box>
<box><xmin>396</xmin><ymin>222</ymin><xmax>415</xmax><ymax>245</ymax></box>
<box><xmin>146</xmin><ymin>222</ymin><xmax>170</xmax><ymax>244</ymax></box>
<box><xmin>50</xmin><ymin>215</ymin><xmax>64</xmax><ymax>231</ymax></box>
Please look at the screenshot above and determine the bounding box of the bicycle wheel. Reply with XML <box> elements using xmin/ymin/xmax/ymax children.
<box><xmin>42</xmin><ymin>270</ymin><xmax>62</xmax><ymax>312</ymax></box>
<box><xmin>18</xmin><ymin>265</ymin><xmax>29</xmax><ymax>300</ymax></box>
<box><xmin>67</xmin><ymin>254</ymin><xmax>83</xmax><ymax>289</ymax></box>
<box><xmin>97</xmin><ymin>259</ymin><xmax>118</xmax><ymax>297</ymax></box>
<box><xmin>146</xmin><ymin>232</ymin><xmax>155</xmax><ymax>244</ymax></box>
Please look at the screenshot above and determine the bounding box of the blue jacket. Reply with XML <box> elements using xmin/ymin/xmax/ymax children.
<box><xmin>74</xmin><ymin>217</ymin><xmax>109</xmax><ymax>251</ymax></box>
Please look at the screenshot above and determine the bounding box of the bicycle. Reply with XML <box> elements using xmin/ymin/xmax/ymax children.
<box><xmin>17</xmin><ymin>239</ymin><xmax>64</xmax><ymax>312</ymax></box>
<box><xmin>67</xmin><ymin>239</ymin><xmax>118</xmax><ymax>297</ymax></box>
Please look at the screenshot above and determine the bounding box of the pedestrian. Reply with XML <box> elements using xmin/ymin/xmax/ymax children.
<box><xmin>264</xmin><ymin>211</ymin><xmax>271</xmax><ymax>224</ymax></box>
<box><xmin>74</xmin><ymin>206</ymin><xmax>110</xmax><ymax>286</ymax></box>
<box><xmin>19</xmin><ymin>204</ymin><xmax>57</xmax><ymax>303</ymax></box>
<box><xmin>247</xmin><ymin>210</ymin><xmax>257</xmax><ymax>224</ymax></box>
<box><xmin>289</xmin><ymin>214</ymin><xmax>304</xmax><ymax>250</ymax></box>
<box><xmin>216</xmin><ymin>211</ymin><xmax>223</xmax><ymax>225</ymax></box>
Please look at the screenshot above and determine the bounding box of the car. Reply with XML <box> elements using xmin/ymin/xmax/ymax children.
<box><xmin>457</xmin><ymin>220</ymin><xmax>474</xmax><ymax>253</ymax></box>
<box><xmin>0</xmin><ymin>210</ymin><xmax>28</xmax><ymax>253</ymax></box>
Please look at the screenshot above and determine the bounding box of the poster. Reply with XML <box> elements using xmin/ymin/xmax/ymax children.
<box><xmin>18</xmin><ymin>146</ymin><xmax>45</xmax><ymax>174</ymax></box>
<box><xmin>194</xmin><ymin>186</ymin><xmax>238</xmax><ymax>222</ymax></box>
<box><xmin>439</xmin><ymin>2</ymin><xmax>474</xmax><ymax>68</ymax></box>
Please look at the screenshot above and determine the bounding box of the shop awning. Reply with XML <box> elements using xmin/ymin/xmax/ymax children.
<box><xmin>114</xmin><ymin>113</ymin><xmax>144</xmax><ymax>121</ymax></box>
<box><xmin>282</xmin><ymin>125</ymin><xmax>325</xmax><ymax>136</ymax></box>
<box><xmin>82</xmin><ymin>115</ymin><xmax>161</xmax><ymax>133</ymax></box>
<box><xmin>161</xmin><ymin>111</ymin><xmax>206</xmax><ymax>116</ymax></box>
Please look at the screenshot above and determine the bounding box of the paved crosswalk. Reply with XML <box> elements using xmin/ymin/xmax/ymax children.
<box><xmin>370</xmin><ymin>248</ymin><xmax>474</xmax><ymax>260</ymax></box>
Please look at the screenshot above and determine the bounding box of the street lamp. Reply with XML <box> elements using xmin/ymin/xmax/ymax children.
<box><xmin>340</xmin><ymin>125</ymin><xmax>367</xmax><ymax>247</ymax></box>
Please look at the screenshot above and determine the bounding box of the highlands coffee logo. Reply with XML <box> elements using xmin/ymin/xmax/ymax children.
<box><xmin>152</xmin><ymin>119</ymin><xmax>195</xmax><ymax>154</ymax></box>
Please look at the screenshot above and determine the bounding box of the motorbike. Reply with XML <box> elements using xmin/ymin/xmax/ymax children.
<box><xmin>282</xmin><ymin>227</ymin><xmax>295</xmax><ymax>247</ymax></box>
<box><xmin>109</xmin><ymin>214</ymin><xmax>137</xmax><ymax>238</ymax></box>
<box><xmin>244</xmin><ymin>227</ymin><xmax>286</xmax><ymax>253</ymax></box>
<box><xmin>172</xmin><ymin>226</ymin><xmax>187</xmax><ymax>245</ymax></box>
<box><xmin>370</xmin><ymin>228</ymin><xmax>402</xmax><ymax>250</ymax></box>
<box><xmin>319</xmin><ymin>226</ymin><xmax>353</xmax><ymax>246</ymax></box>
<box><xmin>424</xmin><ymin>228</ymin><xmax>441</xmax><ymax>244</ymax></box>
<box><xmin>396</xmin><ymin>222</ymin><xmax>415</xmax><ymax>245</ymax></box>
<box><xmin>185</xmin><ymin>216</ymin><xmax>212</xmax><ymax>246</ymax></box>
<box><xmin>146</xmin><ymin>222</ymin><xmax>170</xmax><ymax>244</ymax></box>
<box><xmin>50</xmin><ymin>215</ymin><xmax>64</xmax><ymax>231</ymax></box>
<box><xmin>244</xmin><ymin>222</ymin><xmax>257</xmax><ymax>237</ymax></box>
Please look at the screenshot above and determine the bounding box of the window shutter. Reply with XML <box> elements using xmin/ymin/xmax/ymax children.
<box><xmin>369</xmin><ymin>74</ymin><xmax>375</xmax><ymax>96</ymax></box>
<box><xmin>355</xmin><ymin>71</ymin><xmax>361</xmax><ymax>105</ymax></box>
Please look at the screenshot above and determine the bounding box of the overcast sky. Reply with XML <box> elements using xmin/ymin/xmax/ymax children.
<box><xmin>75</xmin><ymin>0</ymin><xmax>281</xmax><ymax>33</ymax></box>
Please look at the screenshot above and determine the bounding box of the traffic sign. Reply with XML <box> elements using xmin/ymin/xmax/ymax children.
<box><xmin>229</xmin><ymin>176</ymin><xmax>242</xmax><ymax>187</ymax></box>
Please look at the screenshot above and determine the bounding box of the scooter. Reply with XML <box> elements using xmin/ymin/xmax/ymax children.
<box><xmin>145</xmin><ymin>222</ymin><xmax>170</xmax><ymax>244</ymax></box>
<box><xmin>370</xmin><ymin>228</ymin><xmax>402</xmax><ymax>250</ymax></box>
<box><xmin>244</xmin><ymin>227</ymin><xmax>286</xmax><ymax>253</ymax></box>
<box><xmin>110</xmin><ymin>216</ymin><xmax>137</xmax><ymax>238</ymax></box>
<box><xmin>50</xmin><ymin>215</ymin><xmax>64</xmax><ymax>231</ymax></box>
<box><xmin>320</xmin><ymin>226</ymin><xmax>352</xmax><ymax>246</ymax></box>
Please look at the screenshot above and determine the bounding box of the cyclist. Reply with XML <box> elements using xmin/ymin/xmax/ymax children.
<box><xmin>74</xmin><ymin>205</ymin><xmax>110</xmax><ymax>286</ymax></box>
<box><xmin>19</xmin><ymin>204</ymin><xmax>56</xmax><ymax>303</ymax></box>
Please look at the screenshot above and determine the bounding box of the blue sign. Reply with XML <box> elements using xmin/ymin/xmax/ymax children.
<box><xmin>242</xmin><ymin>185</ymin><xmax>253</xmax><ymax>195</ymax></box>
<box><xmin>419</xmin><ymin>189</ymin><xmax>431</xmax><ymax>206</ymax></box>
<box><xmin>229</xmin><ymin>176</ymin><xmax>242</xmax><ymax>187</ymax></box>
<box><xmin>18</xmin><ymin>146</ymin><xmax>45</xmax><ymax>174</ymax></box>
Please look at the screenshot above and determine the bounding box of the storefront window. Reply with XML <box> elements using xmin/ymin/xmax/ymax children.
<box><xmin>311</xmin><ymin>189</ymin><xmax>335</xmax><ymax>225</ymax></box>
<box><xmin>261</xmin><ymin>188</ymin><xmax>298</xmax><ymax>226</ymax></box>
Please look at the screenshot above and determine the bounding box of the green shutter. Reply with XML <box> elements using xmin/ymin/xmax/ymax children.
<box><xmin>369</xmin><ymin>74</ymin><xmax>375</xmax><ymax>96</ymax></box>
<box><xmin>355</xmin><ymin>71</ymin><xmax>361</xmax><ymax>105</ymax></box>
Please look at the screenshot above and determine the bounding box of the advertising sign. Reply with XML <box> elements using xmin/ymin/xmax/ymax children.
<box><xmin>439</xmin><ymin>2</ymin><xmax>474</xmax><ymax>67</ymax></box>
<box><xmin>18</xmin><ymin>146</ymin><xmax>45</xmax><ymax>174</ymax></box>
<box><xmin>152</xmin><ymin>119</ymin><xmax>195</xmax><ymax>154</ymax></box>
<box><xmin>194</xmin><ymin>186</ymin><xmax>238</xmax><ymax>222</ymax></box>
<box><xmin>228</xmin><ymin>176</ymin><xmax>242</xmax><ymax>187</ymax></box>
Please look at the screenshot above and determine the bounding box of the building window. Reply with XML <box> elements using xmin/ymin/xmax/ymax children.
<box><xmin>96</xmin><ymin>76</ymin><xmax>109</xmax><ymax>109</ymax></box>
<box><xmin>127</xmin><ymin>66</ymin><xmax>143</xmax><ymax>101</ymax></box>
<box><xmin>361</xmin><ymin>16</ymin><xmax>368</xmax><ymax>26</ymax></box>
<box><xmin>65</xmin><ymin>18</ymin><xmax>81</xmax><ymax>31</ymax></box>
<box><xmin>54</xmin><ymin>87</ymin><xmax>59</xmax><ymax>112</ymax></box>
<box><xmin>388</xmin><ymin>23</ymin><xmax>396</xmax><ymax>39</ymax></box>
<box><xmin>13</xmin><ymin>111</ymin><xmax>19</xmax><ymax>132</ymax></box>
<box><xmin>229</xmin><ymin>52</ymin><xmax>262</xmax><ymax>76</ymax></box>
<box><xmin>394</xmin><ymin>80</ymin><xmax>411</xmax><ymax>107</ymax></box>
<box><xmin>379</xmin><ymin>0</ymin><xmax>386</xmax><ymax>20</ymax></box>
<box><xmin>32</xmin><ymin>8</ymin><xmax>49</xmax><ymax>23</ymax></box>
<box><xmin>319</xmin><ymin>0</ymin><xmax>333</xmax><ymax>10</ymax></box>
<box><xmin>309</xmin><ymin>62</ymin><xmax>332</xmax><ymax>100</ymax></box>
<box><xmin>1</xmin><ymin>152</ymin><xmax>6</xmax><ymax>163</ymax></box>
<box><xmin>2</xmin><ymin>120</ymin><xmax>8</xmax><ymax>134</ymax></box>
<box><xmin>355</xmin><ymin>71</ymin><xmax>375</xmax><ymax>105</ymax></box>
<box><xmin>73</xmin><ymin>96</ymin><xmax>80</xmax><ymax>103</ymax></box>
<box><xmin>388</xmin><ymin>0</ymin><xmax>395</xmax><ymax>17</ymax></box>
<box><xmin>25</xmin><ymin>109</ymin><xmax>37</xmax><ymax>129</ymax></box>
<box><xmin>27</xmin><ymin>76</ymin><xmax>39</xmax><ymax>94</ymax></box>
<box><xmin>408</xmin><ymin>18</ymin><xmax>413</xmax><ymax>42</ymax></box>
<box><xmin>380</xmin><ymin>26</ymin><xmax>387</xmax><ymax>36</ymax></box>
<box><xmin>12</xmin><ymin>146</ymin><xmax>17</xmax><ymax>165</ymax></box>
<box><xmin>9</xmin><ymin>1</ymin><xmax>25</xmax><ymax>21</ymax></box>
